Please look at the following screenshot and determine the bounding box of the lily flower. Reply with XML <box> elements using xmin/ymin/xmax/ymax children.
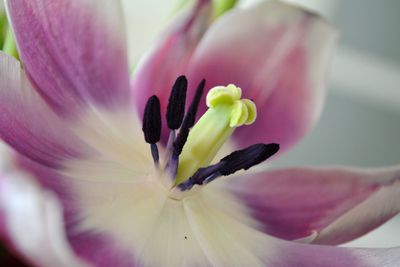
<box><xmin>0</xmin><ymin>0</ymin><xmax>399</xmax><ymax>267</ymax></box>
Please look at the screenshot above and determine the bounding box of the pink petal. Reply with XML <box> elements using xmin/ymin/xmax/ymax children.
<box><xmin>225</xmin><ymin>165</ymin><xmax>400</xmax><ymax>245</ymax></box>
<box><xmin>188</xmin><ymin>1</ymin><xmax>338</xmax><ymax>152</ymax></box>
<box><xmin>0</xmin><ymin>171</ymin><xmax>91</xmax><ymax>267</ymax></box>
<box><xmin>0</xmin><ymin>52</ymin><xmax>90</xmax><ymax>167</ymax></box>
<box><xmin>6</xmin><ymin>0</ymin><xmax>131</xmax><ymax>116</ymax></box>
<box><xmin>131</xmin><ymin>0</ymin><xmax>212</xmax><ymax>141</ymax></box>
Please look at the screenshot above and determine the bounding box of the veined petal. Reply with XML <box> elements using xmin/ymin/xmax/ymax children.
<box><xmin>6</xmin><ymin>0</ymin><xmax>131</xmax><ymax>116</ymax></box>
<box><xmin>224</xmin><ymin>165</ymin><xmax>400</xmax><ymax>245</ymax></box>
<box><xmin>69</xmin><ymin>108</ymin><xmax>153</xmax><ymax>174</ymax></box>
<box><xmin>0</xmin><ymin>52</ymin><xmax>90</xmax><ymax>168</ymax></box>
<box><xmin>0</xmin><ymin>171</ymin><xmax>91</xmax><ymax>267</ymax></box>
<box><xmin>131</xmin><ymin>0</ymin><xmax>212</xmax><ymax>142</ymax></box>
<box><xmin>188</xmin><ymin>0</ymin><xmax>337</xmax><ymax>152</ymax></box>
<box><xmin>184</xmin><ymin>189</ymin><xmax>277</xmax><ymax>266</ymax></box>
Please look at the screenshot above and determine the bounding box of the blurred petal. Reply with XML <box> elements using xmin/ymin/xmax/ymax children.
<box><xmin>274</xmin><ymin>241</ymin><xmax>400</xmax><ymax>267</ymax></box>
<box><xmin>69</xmin><ymin>233</ymin><xmax>137</xmax><ymax>267</ymax></box>
<box><xmin>225</xmin><ymin>165</ymin><xmax>400</xmax><ymax>245</ymax></box>
<box><xmin>14</xmin><ymin>156</ymin><xmax>139</xmax><ymax>267</ymax></box>
<box><xmin>188</xmin><ymin>0</ymin><xmax>337</xmax><ymax>152</ymax></box>
<box><xmin>131</xmin><ymin>0</ymin><xmax>212</xmax><ymax>141</ymax></box>
<box><xmin>6</xmin><ymin>0</ymin><xmax>130</xmax><ymax>116</ymax></box>
<box><xmin>0</xmin><ymin>243</ymin><xmax>31</xmax><ymax>267</ymax></box>
<box><xmin>0</xmin><ymin>172</ymin><xmax>91</xmax><ymax>267</ymax></box>
<box><xmin>0</xmin><ymin>52</ymin><xmax>90</xmax><ymax>168</ymax></box>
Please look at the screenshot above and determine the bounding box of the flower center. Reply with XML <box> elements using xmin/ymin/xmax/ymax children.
<box><xmin>141</xmin><ymin>76</ymin><xmax>279</xmax><ymax>194</ymax></box>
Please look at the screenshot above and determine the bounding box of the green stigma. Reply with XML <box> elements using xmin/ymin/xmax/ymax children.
<box><xmin>175</xmin><ymin>84</ymin><xmax>256</xmax><ymax>184</ymax></box>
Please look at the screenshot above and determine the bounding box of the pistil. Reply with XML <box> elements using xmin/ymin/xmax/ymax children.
<box><xmin>175</xmin><ymin>84</ymin><xmax>257</xmax><ymax>184</ymax></box>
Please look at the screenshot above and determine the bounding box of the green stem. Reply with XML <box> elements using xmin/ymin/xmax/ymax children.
<box><xmin>2</xmin><ymin>27</ymin><xmax>19</xmax><ymax>59</ymax></box>
<box><xmin>212</xmin><ymin>0</ymin><xmax>238</xmax><ymax>19</ymax></box>
<box><xmin>0</xmin><ymin>13</ymin><xmax>8</xmax><ymax>48</ymax></box>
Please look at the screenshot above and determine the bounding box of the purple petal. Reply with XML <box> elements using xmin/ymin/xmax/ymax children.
<box><xmin>225</xmin><ymin>166</ymin><xmax>400</xmax><ymax>245</ymax></box>
<box><xmin>131</xmin><ymin>0</ymin><xmax>212</xmax><ymax>141</ymax></box>
<box><xmin>0</xmin><ymin>171</ymin><xmax>92</xmax><ymax>267</ymax></box>
<box><xmin>6</xmin><ymin>0</ymin><xmax>130</xmax><ymax>116</ymax></box>
<box><xmin>0</xmin><ymin>53</ymin><xmax>90</xmax><ymax>167</ymax></box>
<box><xmin>68</xmin><ymin>233</ymin><xmax>136</xmax><ymax>267</ymax></box>
<box><xmin>188</xmin><ymin>1</ymin><xmax>337</xmax><ymax>152</ymax></box>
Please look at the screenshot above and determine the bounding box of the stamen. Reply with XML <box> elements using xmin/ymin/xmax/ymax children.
<box><xmin>142</xmin><ymin>95</ymin><xmax>162</xmax><ymax>166</ymax></box>
<box><xmin>173</xmin><ymin>79</ymin><xmax>205</xmax><ymax>157</ymax></box>
<box><xmin>178</xmin><ymin>143</ymin><xmax>279</xmax><ymax>190</ymax></box>
<box><xmin>178</xmin><ymin>164</ymin><xmax>220</xmax><ymax>191</ymax></box>
<box><xmin>166</xmin><ymin>76</ymin><xmax>188</xmax><ymax>130</ymax></box>
<box><xmin>165</xmin><ymin>80</ymin><xmax>205</xmax><ymax>178</ymax></box>
<box><xmin>218</xmin><ymin>143</ymin><xmax>279</xmax><ymax>175</ymax></box>
<box><xmin>163</xmin><ymin>76</ymin><xmax>189</xmax><ymax>167</ymax></box>
<box><xmin>150</xmin><ymin>143</ymin><xmax>160</xmax><ymax>165</ymax></box>
<box><xmin>165</xmin><ymin>130</ymin><xmax>177</xmax><ymax>155</ymax></box>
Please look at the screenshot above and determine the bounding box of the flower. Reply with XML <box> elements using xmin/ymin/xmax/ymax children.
<box><xmin>0</xmin><ymin>0</ymin><xmax>399</xmax><ymax>267</ymax></box>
